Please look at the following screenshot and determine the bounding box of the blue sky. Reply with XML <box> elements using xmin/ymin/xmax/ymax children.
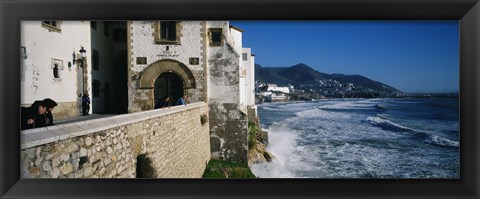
<box><xmin>230</xmin><ymin>21</ymin><xmax>459</xmax><ymax>93</ymax></box>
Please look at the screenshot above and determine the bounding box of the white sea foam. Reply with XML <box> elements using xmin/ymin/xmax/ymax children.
<box><xmin>261</xmin><ymin>107</ymin><xmax>277</xmax><ymax>111</ymax></box>
<box><xmin>365</xmin><ymin>116</ymin><xmax>416</xmax><ymax>132</ymax></box>
<box><xmin>295</xmin><ymin>108</ymin><xmax>352</xmax><ymax>120</ymax></box>
<box><xmin>251</xmin><ymin>124</ymin><xmax>303</xmax><ymax>178</ymax></box>
<box><xmin>425</xmin><ymin>135</ymin><xmax>459</xmax><ymax>147</ymax></box>
<box><xmin>316</xmin><ymin>100</ymin><xmax>375</xmax><ymax>110</ymax></box>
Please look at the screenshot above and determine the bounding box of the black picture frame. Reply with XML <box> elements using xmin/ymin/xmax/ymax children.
<box><xmin>1</xmin><ymin>0</ymin><xmax>479</xmax><ymax>198</ymax></box>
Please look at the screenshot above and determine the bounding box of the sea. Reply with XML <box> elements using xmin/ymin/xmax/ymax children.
<box><xmin>252</xmin><ymin>98</ymin><xmax>460</xmax><ymax>179</ymax></box>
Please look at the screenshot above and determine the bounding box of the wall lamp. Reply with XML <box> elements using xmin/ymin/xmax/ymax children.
<box><xmin>72</xmin><ymin>46</ymin><xmax>87</xmax><ymax>67</ymax></box>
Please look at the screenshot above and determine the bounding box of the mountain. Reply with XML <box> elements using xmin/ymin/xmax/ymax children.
<box><xmin>255</xmin><ymin>63</ymin><xmax>402</xmax><ymax>95</ymax></box>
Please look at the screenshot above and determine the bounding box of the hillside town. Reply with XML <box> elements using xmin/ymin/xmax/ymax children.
<box><xmin>256</xmin><ymin>80</ymin><xmax>404</xmax><ymax>102</ymax></box>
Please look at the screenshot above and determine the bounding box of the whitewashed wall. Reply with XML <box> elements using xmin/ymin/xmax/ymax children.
<box><xmin>21</xmin><ymin>21</ymin><xmax>92</xmax><ymax>108</ymax></box>
<box><xmin>229</xmin><ymin>26</ymin><xmax>243</xmax><ymax>57</ymax></box>
<box><xmin>243</xmin><ymin>48</ymin><xmax>256</xmax><ymax>106</ymax></box>
<box><xmin>206</xmin><ymin>21</ymin><xmax>240</xmax><ymax>103</ymax></box>
<box><xmin>129</xmin><ymin>21</ymin><xmax>204</xmax><ymax>74</ymax></box>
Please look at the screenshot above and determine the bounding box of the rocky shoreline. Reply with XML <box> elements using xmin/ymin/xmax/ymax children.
<box><xmin>247</xmin><ymin>117</ymin><xmax>274</xmax><ymax>167</ymax></box>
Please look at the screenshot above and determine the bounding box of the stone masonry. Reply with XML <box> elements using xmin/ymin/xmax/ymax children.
<box><xmin>20</xmin><ymin>102</ymin><xmax>211</xmax><ymax>178</ymax></box>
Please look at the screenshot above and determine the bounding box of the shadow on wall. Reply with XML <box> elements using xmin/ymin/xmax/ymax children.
<box><xmin>136</xmin><ymin>154</ymin><xmax>156</xmax><ymax>178</ymax></box>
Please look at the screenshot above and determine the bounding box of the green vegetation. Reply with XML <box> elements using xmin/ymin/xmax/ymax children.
<box><xmin>202</xmin><ymin>159</ymin><xmax>256</xmax><ymax>178</ymax></box>
<box><xmin>248</xmin><ymin>120</ymin><xmax>258</xmax><ymax>149</ymax></box>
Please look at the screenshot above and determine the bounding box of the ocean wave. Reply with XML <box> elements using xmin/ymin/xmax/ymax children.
<box><xmin>365</xmin><ymin>116</ymin><xmax>417</xmax><ymax>132</ymax></box>
<box><xmin>261</xmin><ymin>107</ymin><xmax>278</xmax><ymax>111</ymax></box>
<box><xmin>373</xmin><ymin>104</ymin><xmax>387</xmax><ymax>110</ymax></box>
<box><xmin>251</xmin><ymin>124</ymin><xmax>302</xmax><ymax>178</ymax></box>
<box><xmin>295</xmin><ymin>108</ymin><xmax>351</xmax><ymax>120</ymax></box>
<box><xmin>316</xmin><ymin>100</ymin><xmax>376</xmax><ymax>110</ymax></box>
<box><xmin>425</xmin><ymin>135</ymin><xmax>459</xmax><ymax>147</ymax></box>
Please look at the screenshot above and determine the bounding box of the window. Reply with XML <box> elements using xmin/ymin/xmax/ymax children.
<box><xmin>92</xmin><ymin>49</ymin><xmax>99</xmax><ymax>71</ymax></box>
<box><xmin>114</xmin><ymin>28</ymin><xmax>127</xmax><ymax>42</ymax></box>
<box><xmin>104</xmin><ymin>22</ymin><xmax>111</xmax><ymax>37</ymax></box>
<box><xmin>161</xmin><ymin>21</ymin><xmax>176</xmax><ymax>41</ymax></box>
<box><xmin>154</xmin><ymin>21</ymin><xmax>181</xmax><ymax>44</ymax></box>
<box><xmin>51</xmin><ymin>58</ymin><xmax>63</xmax><ymax>82</ymax></box>
<box><xmin>209</xmin><ymin>28</ymin><xmax>223</xmax><ymax>46</ymax></box>
<box><xmin>42</xmin><ymin>21</ymin><xmax>61</xmax><ymax>32</ymax></box>
<box><xmin>242</xmin><ymin>53</ymin><xmax>248</xmax><ymax>61</ymax></box>
<box><xmin>91</xmin><ymin>21</ymin><xmax>97</xmax><ymax>30</ymax></box>
<box><xmin>92</xmin><ymin>80</ymin><xmax>100</xmax><ymax>97</ymax></box>
<box><xmin>53</xmin><ymin>64</ymin><xmax>59</xmax><ymax>78</ymax></box>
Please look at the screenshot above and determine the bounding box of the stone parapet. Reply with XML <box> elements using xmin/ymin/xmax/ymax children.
<box><xmin>20</xmin><ymin>102</ymin><xmax>211</xmax><ymax>178</ymax></box>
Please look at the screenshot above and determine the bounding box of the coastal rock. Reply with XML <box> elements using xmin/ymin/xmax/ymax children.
<box><xmin>247</xmin><ymin>118</ymin><xmax>273</xmax><ymax>166</ymax></box>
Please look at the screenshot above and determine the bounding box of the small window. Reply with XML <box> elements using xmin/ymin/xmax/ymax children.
<box><xmin>209</xmin><ymin>28</ymin><xmax>223</xmax><ymax>46</ymax></box>
<box><xmin>92</xmin><ymin>49</ymin><xmax>99</xmax><ymax>71</ymax></box>
<box><xmin>114</xmin><ymin>28</ymin><xmax>127</xmax><ymax>42</ymax></box>
<box><xmin>92</xmin><ymin>80</ymin><xmax>101</xmax><ymax>97</ymax></box>
<box><xmin>42</xmin><ymin>21</ymin><xmax>61</xmax><ymax>32</ymax></box>
<box><xmin>161</xmin><ymin>21</ymin><xmax>176</xmax><ymax>41</ymax></box>
<box><xmin>53</xmin><ymin>64</ymin><xmax>59</xmax><ymax>78</ymax></box>
<box><xmin>154</xmin><ymin>21</ymin><xmax>180</xmax><ymax>44</ymax></box>
<box><xmin>104</xmin><ymin>22</ymin><xmax>111</xmax><ymax>37</ymax></box>
<box><xmin>51</xmin><ymin>58</ymin><xmax>63</xmax><ymax>82</ymax></box>
<box><xmin>242</xmin><ymin>53</ymin><xmax>248</xmax><ymax>61</ymax></box>
<box><xmin>91</xmin><ymin>21</ymin><xmax>97</xmax><ymax>30</ymax></box>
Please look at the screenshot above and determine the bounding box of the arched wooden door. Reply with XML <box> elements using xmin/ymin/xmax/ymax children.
<box><xmin>154</xmin><ymin>72</ymin><xmax>184</xmax><ymax>106</ymax></box>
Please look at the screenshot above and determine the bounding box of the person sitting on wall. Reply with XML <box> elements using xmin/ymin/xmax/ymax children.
<box><xmin>82</xmin><ymin>93</ymin><xmax>90</xmax><ymax>116</ymax></box>
<box><xmin>42</xmin><ymin>98</ymin><xmax>57</xmax><ymax>126</ymax></box>
<box><xmin>175</xmin><ymin>95</ymin><xmax>187</xmax><ymax>106</ymax></box>
<box><xmin>21</xmin><ymin>100</ymin><xmax>48</xmax><ymax>130</ymax></box>
<box><xmin>154</xmin><ymin>96</ymin><xmax>170</xmax><ymax>109</ymax></box>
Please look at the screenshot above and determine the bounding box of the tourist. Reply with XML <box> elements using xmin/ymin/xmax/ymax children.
<box><xmin>175</xmin><ymin>95</ymin><xmax>187</xmax><ymax>106</ymax></box>
<box><xmin>42</xmin><ymin>98</ymin><xmax>57</xmax><ymax>126</ymax></box>
<box><xmin>155</xmin><ymin>96</ymin><xmax>170</xmax><ymax>109</ymax></box>
<box><xmin>82</xmin><ymin>93</ymin><xmax>90</xmax><ymax>116</ymax></box>
<box><xmin>21</xmin><ymin>100</ymin><xmax>47</xmax><ymax>130</ymax></box>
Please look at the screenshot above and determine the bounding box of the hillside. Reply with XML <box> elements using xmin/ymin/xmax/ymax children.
<box><xmin>255</xmin><ymin>63</ymin><xmax>402</xmax><ymax>96</ymax></box>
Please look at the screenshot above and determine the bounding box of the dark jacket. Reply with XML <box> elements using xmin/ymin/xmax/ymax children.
<box><xmin>21</xmin><ymin>107</ymin><xmax>47</xmax><ymax>130</ymax></box>
<box><xmin>45</xmin><ymin>112</ymin><xmax>54</xmax><ymax>126</ymax></box>
<box><xmin>21</xmin><ymin>107</ymin><xmax>33</xmax><ymax>130</ymax></box>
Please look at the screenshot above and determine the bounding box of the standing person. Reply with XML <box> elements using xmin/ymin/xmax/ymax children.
<box><xmin>154</xmin><ymin>96</ymin><xmax>170</xmax><ymax>109</ymax></box>
<box><xmin>82</xmin><ymin>93</ymin><xmax>91</xmax><ymax>116</ymax></box>
<box><xmin>21</xmin><ymin>100</ymin><xmax>47</xmax><ymax>130</ymax></box>
<box><xmin>42</xmin><ymin>98</ymin><xmax>57</xmax><ymax>126</ymax></box>
<box><xmin>175</xmin><ymin>95</ymin><xmax>187</xmax><ymax>106</ymax></box>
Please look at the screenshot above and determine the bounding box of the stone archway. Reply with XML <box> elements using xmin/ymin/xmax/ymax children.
<box><xmin>139</xmin><ymin>59</ymin><xmax>196</xmax><ymax>106</ymax></box>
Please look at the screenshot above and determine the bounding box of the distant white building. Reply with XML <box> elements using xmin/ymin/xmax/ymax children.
<box><xmin>288</xmin><ymin>85</ymin><xmax>295</xmax><ymax>93</ymax></box>
<box><xmin>267</xmin><ymin>84</ymin><xmax>290</xmax><ymax>94</ymax></box>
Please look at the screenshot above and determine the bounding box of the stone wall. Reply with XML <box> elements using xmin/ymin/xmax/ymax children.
<box><xmin>20</xmin><ymin>102</ymin><xmax>211</xmax><ymax>178</ymax></box>
<box><xmin>207</xmin><ymin>21</ymin><xmax>248</xmax><ymax>164</ymax></box>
